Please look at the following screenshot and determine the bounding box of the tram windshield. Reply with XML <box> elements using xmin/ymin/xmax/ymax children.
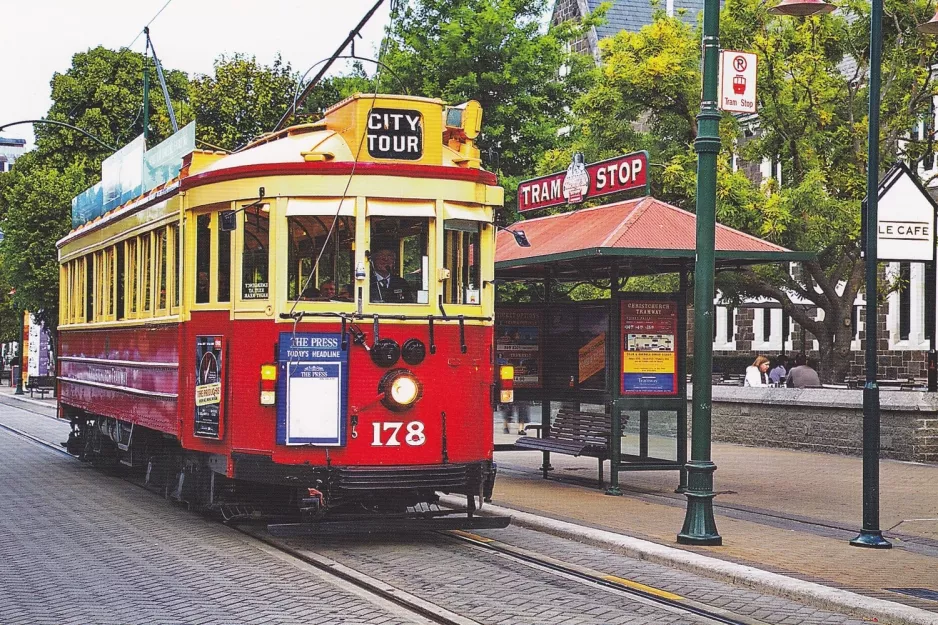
<box><xmin>287</xmin><ymin>215</ymin><xmax>356</xmax><ymax>301</ymax></box>
<box><xmin>369</xmin><ymin>217</ymin><xmax>429</xmax><ymax>304</ymax></box>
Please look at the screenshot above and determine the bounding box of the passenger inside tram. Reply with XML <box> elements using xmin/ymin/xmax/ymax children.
<box><xmin>287</xmin><ymin>215</ymin><xmax>355</xmax><ymax>302</ymax></box>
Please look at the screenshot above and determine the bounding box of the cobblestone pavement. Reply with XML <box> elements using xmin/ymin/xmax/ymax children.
<box><xmin>0</xmin><ymin>403</ymin><xmax>423</xmax><ymax>625</ymax></box>
<box><xmin>0</xmin><ymin>396</ymin><xmax>907</xmax><ymax>625</ymax></box>
<box><xmin>286</xmin><ymin>529</ymin><xmax>873</xmax><ymax>625</ymax></box>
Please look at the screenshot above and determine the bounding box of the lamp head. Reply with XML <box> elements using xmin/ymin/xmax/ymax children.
<box><xmin>768</xmin><ymin>0</ymin><xmax>835</xmax><ymax>16</ymax></box>
<box><xmin>510</xmin><ymin>229</ymin><xmax>531</xmax><ymax>248</ymax></box>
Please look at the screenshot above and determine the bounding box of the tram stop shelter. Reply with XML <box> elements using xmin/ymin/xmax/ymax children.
<box><xmin>493</xmin><ymin>196</ymin><xmax>810</xmax><ymax>493</ymax></box>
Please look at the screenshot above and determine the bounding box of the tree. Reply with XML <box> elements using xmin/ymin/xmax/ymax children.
<box><xmin>190</xmin><ymin>54</ymin><xmax>298</xmax><ymax>151</ymax></box>
<box><xmin>381</xmin><ymin>0</ymin><xmax>596</xmax><ymax>216</ymax></box>
<box><xmin>555</xmin><ymin>0</ymin><xmax>938</xmax><ymax>381</ymax></box>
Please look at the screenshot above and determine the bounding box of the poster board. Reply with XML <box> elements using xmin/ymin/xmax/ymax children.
<box><xmin>277</xmin><ymin>332</ymin><xmax>349</xmax><ymax>446</ymax></box>
<box><xmin>194</xmin><ymin>335</ymin><xmax>224</xmax><ymax>439</ymax></box>
<box><xmin>621</xmin><ymin>299</ymin><xmax>679</xmax><ymax>396</ymax></box>
<box><xmin>495</xmin><ymin>308</ymin><xmax>542</xmax><ymax>388</ymax></box>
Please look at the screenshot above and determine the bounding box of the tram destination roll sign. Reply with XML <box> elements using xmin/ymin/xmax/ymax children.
<box><xmin>517</xmin><ymin>151</ymin><xmax>649</xmax><ymax>213</ymax></box>
<box><xmin>367</xmin><ymin>108</ymin><xmax>423</xmax><ymax>160</ymax></box>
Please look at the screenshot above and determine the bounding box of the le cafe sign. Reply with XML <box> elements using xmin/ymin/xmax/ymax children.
<box><xmin>517</xmin><ymin>151</ymin><xmax>648</xmax><ymax>213</ymax></box>
<box><xmin>366</xmin><ymin>108</ymin><xmax>423</xmax><ymax>160</ymax></box>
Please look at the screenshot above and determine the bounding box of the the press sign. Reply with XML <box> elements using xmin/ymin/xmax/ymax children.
<box><xmin>367</xmin><ymin>108</ymin><xmax>423</xmax><ymax>160</ymax></box>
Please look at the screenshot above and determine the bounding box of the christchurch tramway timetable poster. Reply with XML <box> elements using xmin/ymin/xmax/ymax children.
<box><xmin>621</xmin><ymin>300</ymin><xmax>679</xmax><ymax>396</ymax></box>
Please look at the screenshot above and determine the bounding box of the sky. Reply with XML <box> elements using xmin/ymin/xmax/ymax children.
<box><xmin>0</xmin><ymin>0</ymin><xmax>392</xmax><ymax>149</ymax></box>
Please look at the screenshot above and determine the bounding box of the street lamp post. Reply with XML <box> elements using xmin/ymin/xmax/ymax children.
<box><xmin>679</xmin><ymin>0</ymin><xmax>723</xmax><ymax>546</ymax></box>
<box><xmin>771</xmin><ymin>0</ymin><xmax>938</xmax><ymax>548</ymax></box>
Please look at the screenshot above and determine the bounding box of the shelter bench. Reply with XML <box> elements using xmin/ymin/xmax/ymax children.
<box><xmin>26</xmin><ymin>375</ymin><xmax>55</xmax><ymax>399</ymax></box>
<box><xmin>516</xmin><ymin>409</ymin><xmax>616</xmax><ymax>487</ymax></box>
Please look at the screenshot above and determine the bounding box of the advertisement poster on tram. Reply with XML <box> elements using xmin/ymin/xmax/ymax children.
<box><xmin>621</xmin><ymin>300</ymin><xmax>678</xmax><ymax>396</ymax></box>
<box><xmin>194</xmin><ymin>336</ymin><xmax>224</xmax><ymax>439</ymax></box>
<box><xmin>495</xmin><ymin>308</ymin><xmax>542</xmax><ymax>388</ymax></box>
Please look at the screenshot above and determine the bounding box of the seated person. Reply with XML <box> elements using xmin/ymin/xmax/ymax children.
<box><xmin>319</xmin><ymin>280</ymin><xmax>336</xmax><ymax>299</ymax></box>
<box><xmin>370</xmin><ymin>247</ymin><xmax>414</xmax><ymax>303</ymax></box>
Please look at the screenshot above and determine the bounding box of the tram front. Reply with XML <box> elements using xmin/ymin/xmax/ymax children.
<box><xmin>182</xmin><ymin>94</ymin><xmax>505</xmax><ymax>526</ymax></box>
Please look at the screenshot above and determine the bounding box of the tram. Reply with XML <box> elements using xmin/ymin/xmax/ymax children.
<box><xmin>57</xmin><ymin>94</ymin><xmax>509</xmax><ymax>530</ymax></box>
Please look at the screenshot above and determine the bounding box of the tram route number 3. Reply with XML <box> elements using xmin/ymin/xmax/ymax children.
<box><xmin>372</xmin><ymin>421</ymin><xmax>426</xmax><ymax>446</ymax></box>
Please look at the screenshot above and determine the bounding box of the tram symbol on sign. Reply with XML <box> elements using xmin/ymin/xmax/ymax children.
<box><xmin>733</xmin><ymin>76</ymin><xmax>747</xmax><ymax>95</ymax></box>
<box><xmin>733</xmin><ymin>55</ymin><xmax>748</xmax><ymax>72</ymax></box>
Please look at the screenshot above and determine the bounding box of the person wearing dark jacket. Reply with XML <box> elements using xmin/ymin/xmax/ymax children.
<box><xmin>786</xmin><ymin>353</ymin><xmax>821</xmax><ymax>388</ymax></box>
<box><xmin>369</xmin><ymin>247</ymin><xmax>413</xmax><ymax>303</ymax></box>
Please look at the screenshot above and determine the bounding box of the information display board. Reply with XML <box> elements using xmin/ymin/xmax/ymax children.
<box><xmin>277</xmin><ymin>333</ymin><xmax>349</xmax><ymax>446</ymax></box>
<box><xmin>194</xmin><ymin>335</ymin><xmax>224</xmax><ymax>439</ymax></box>
<box><xmin>495</xmin><ymin>308</ymin><xmax>542</xmax><ymax>388</ymax></box>
<box><xmin>621</xmin><ymin>300</ymin><xmax>678</xmax><ymax>396</ymax></box>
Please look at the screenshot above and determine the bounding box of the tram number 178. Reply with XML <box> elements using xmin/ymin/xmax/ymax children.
<box><xmin>372</xmin><ymin>421</ymin><xmax>427</xmax><ymax>447</ymax></box>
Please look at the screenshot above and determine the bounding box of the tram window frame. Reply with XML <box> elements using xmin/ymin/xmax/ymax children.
<box><xmin>126</xmin><ymin>238</ymin><xmax>139</xmax><ymax>317</ymax></box>
<box><xmin>217</xmin><ymin>221</ymin><xmax>231</xmax><ymax>303</ymax></box>
<box><xmin>196</xmin><ymin>213</ymin><xmax>212</xmax><ymax>304</ymax></box>
<box><xmin>116</xmin><ymin>242</ymin><xmax>126</xmax><ymax>320</ymax></box>
<box><xmin>171</xmin><ymin>223</ymin><xmax>181</xmax><ymax>312</ymax></box>
<box><xmin>107</xmin><ymin>246</ymin><xmax>117</xmax><ymax>320</ymax></box>
<box><xmin>368</xmin><ymin>216</ymin><xmax>429</xmax><ymax>305</ymax></box>
<box><xmin>442</xmin><ymin>219</ymin><xmax>481</xmax><ymax>306</ymax></box>
<box><xmin>93</xmin><ymin>250</ymin><xmax>105</xmax><ymax>321</ymax></box>
<box><xmin>156</xmin><ymin>227</ymin><xmax>169</xmax><ymax>314</ymax></box>
<box><xmin>85</xmin><ymin>254</ymin><xmax>94</xmax><ymax>322</ymax></box>
<box><xmin>59</xmin><ymin>265</ymin><xmax>67</xmax><ymax>326</ymax></box>
<box><xmin>241</xmin><ymin>206</ymin><xmax>270</xmax><ymax>302</ymax></box>
<box><xmin>287</xmin><ymin>215</ymin><xmax>356</xmax><ymax>302</ymax></box>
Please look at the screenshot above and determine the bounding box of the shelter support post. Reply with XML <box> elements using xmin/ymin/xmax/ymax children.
<box><xmin>677</xmin><ymin>264</ymin><xmax>689</xmax><ymax>493</ymax></box>
<box><xmin>540</xmin><ymin>268</ymin><xmax>553</xmax><ymax>477</ymax></box>
<box><xmin>926</xmin><ymin>259</ymin><xmax>937</xmax><ymax>392</ymax></box>
<box><xmin>607</xmin><ymin>261</ymin><xmax>622</xmax><ymax>496</ymax></box>
<box><xmin>679</xmin><ymin>0</ymin><xmax>722</xmax><ymax>546</ymax></box>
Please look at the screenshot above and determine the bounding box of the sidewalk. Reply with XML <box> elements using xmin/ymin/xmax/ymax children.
<box><xmin>488</xmin><ymin>439</ymin><xmax>938</xmax><ymax>616</ymax></box>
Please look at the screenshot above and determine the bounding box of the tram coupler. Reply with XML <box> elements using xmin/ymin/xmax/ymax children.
<box><xmin>300</xmin><ymin>488</ymin><xmax>325</xmax><ymax>518</ymax></box>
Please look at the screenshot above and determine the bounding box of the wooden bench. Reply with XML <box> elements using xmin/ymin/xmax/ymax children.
<box><xmin>26</xmin><ymin>375</ymin><xmax>55</xmax><ymax>398</ymax></box>
<box><xmin>515</xmin><ymin>409</ymin><xmax>614</xmax><ymax>486</ymax></box>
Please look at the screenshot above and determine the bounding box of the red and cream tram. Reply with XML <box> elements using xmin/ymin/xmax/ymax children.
<box><xmin>57</xmin><ymin>94</ymin><xmax>508</xmax><ymax>530</ymax></box>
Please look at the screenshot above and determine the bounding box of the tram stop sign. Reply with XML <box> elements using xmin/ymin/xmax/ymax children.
<box><xmin>719</xmin><ymin>51</ymin><xmax>758</xmax><ymax>114</ymax></box>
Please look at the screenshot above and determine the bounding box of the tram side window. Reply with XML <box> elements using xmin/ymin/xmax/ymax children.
<box><xmin>157</xmin><ymin>228</ymin><xmax>168</xmax><ymax>312</ymax></box>
<box><xmin>127</xmin><ymin>238</ymin><xmax>138</xmax><ymax>316</ymax></box>
<box><xmin>172</xmin><ymin>224</ymin><xmax>181</xmax><ymax>309</ymax></box>
<box><xmin>85</xmin><ymin>255</ymin><xmax>94</xmax><ymax>322</ymax></box>
<box><xmin>217</xmin><ymin>222</ymin><xmax>231</xmax><ymax>303</ymax></box>
<box><xmin>442</xmin><ymin>219</ymin><xmax>481</xmax><ymax>305</ymax></box>
<box><xmin>196</xmin><ymin>214</ymin><xmax>211</xmax><ymax>303</ymax></box>
<box><xmin>287</xmin><ymin>216</ymin><xmax>355</xmax><ymax>301</ymax></box>
<box><xmin>141</xmin><ymin>233</ymin><xmax>152</xmax><ymax>314</ymax></box>
<box><xmin>241</xmin><ymin>207</ymin><xmax>269</xmax><ymax>300</ymax></box>
<box><xmin>117</xmin><ymin>242</ymin><xmax>126</xmax><ymax>320</ymax></box>
<box><xmin>369</xmin><ymin>217</ymin><xmax>428</xmax><ymax>304</ymax></box>
<box><xmin>107</xmin><ymin>246</ymin><xmax>116</xmax><ymax>319</ymax></box>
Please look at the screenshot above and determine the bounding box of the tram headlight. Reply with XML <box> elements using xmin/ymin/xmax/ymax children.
<box><xmin>380</xmin><ymin>369</ymin><xmax>422</xmax><ymax>412</ymax></box>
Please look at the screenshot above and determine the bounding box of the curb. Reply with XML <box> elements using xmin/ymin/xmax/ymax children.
<box><xmin>0</xmin><ymin>392</ymin><xmax>56</xmax><ymax>409</ymax></box>
<box><xmin>439</xmin><ymin>495</ymin><xmax>938</xmax><ymax>625</ymax></box>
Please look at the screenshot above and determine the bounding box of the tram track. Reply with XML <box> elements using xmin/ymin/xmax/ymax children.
<box><xmin>0</xmin><ymin>416</ymin><xmax>774</xmax><ymax>625</ymax></box>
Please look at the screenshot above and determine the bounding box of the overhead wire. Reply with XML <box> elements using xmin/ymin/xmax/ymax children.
<box><xmin>128</xmin><ymin>0</ymin><xmax>175</xmax><ymax>49</ymax></box>
<box><xmin>287</xmin><ymin>4</ymin><xmax>398</xmax><ymax>322</ymax></box>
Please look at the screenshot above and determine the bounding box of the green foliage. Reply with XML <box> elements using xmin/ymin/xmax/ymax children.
<box><xmin>382</xmin><ymin>0</ymin><xmax>596</xmax><ymax>216</ymax></box>
<box><xmin>190</xmin><ymin>54</ymin><xmax>297</xmax><ymax>151</ymax></box>
<box><xmin>548</xmin><ymin>1</ymin><xmax>938</xmax><ymax>381</ymax></box>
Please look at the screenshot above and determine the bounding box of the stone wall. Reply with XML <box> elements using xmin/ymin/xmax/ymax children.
<box><xmin>695</xmin><ymin>386</ymin><xmax>938</xmax><ymax>463</ymax></box>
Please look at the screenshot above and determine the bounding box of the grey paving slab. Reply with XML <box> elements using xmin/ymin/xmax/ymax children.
<box><xmin>0</xmin><ymin>412</ymin><xmax>417</xmax><ymax>625</ymax></box>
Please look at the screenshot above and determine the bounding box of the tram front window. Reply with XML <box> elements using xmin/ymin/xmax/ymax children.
<box><xmin>287</xmin><ymin>215</ymin><xmax>356</xmax><ymax>301</ymax></box>
<box><xmin>369</xmin><ymin>217</ymin><xmax>428</xmax><ymax>304</ymax></box>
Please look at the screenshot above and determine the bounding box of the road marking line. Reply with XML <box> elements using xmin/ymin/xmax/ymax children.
<box><xmin>603</xmin><ymin>575</ymin><xmax>683</xmax><ymax>601</ymax></box>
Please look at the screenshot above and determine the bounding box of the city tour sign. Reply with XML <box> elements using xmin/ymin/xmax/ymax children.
<box><xmin>719</xmin><ymin>50</ymin><xmax>758</xmax><ymax>114</ymax></box>
<box><xmin>517</xmin><ymin>151</ymin><xmax>649</xmax><ymax>213</ymax></box>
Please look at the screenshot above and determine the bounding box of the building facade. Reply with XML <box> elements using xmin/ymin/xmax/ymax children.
<box><xmin>0</xmin><ymin>137</ymin><xmax>27</xmax><ymax>173</ymax></box>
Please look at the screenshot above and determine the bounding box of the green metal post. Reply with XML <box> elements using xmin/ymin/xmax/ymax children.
<box><xmin>607</xmin><ymin>261</ymin><xmax>622</xmax><ymax>496</ymax></box>
<box><xmin>676</xmin><ymin>264</ymin><xmax>688</xmax><ymax>493</ymax></box>
<box><xmin>678</xmin><ymin>0</ymin><xmax>722</xmax><ymax>546</ymax></box>
<box><xmin>850</xmin><ymin>0</ymin><xmax>891</xmax><ymax>550</ymax></box>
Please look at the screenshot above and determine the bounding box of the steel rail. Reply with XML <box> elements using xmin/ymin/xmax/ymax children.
<box><xmin>443</xmin><ymin>531</ymin><xmax>761</xmax><ymax>625</ymax></box>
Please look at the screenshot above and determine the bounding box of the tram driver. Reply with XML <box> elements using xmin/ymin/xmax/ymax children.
<box><xmin>370</xmin><ymin>247</ymin><xmax>414</xmax><ymax>303</ymax></box>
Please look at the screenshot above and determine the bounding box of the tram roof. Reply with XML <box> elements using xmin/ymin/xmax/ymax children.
<box><xmin>495</xmin><ymin>196</ymin><xmax>812</xmax><ymax>280</ymax></box>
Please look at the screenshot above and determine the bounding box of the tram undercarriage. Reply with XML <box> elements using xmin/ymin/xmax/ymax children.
<box><xmin>64</xmin><ymin>411</ymin><xmax>508</xmax><ymax>532</ymax></box>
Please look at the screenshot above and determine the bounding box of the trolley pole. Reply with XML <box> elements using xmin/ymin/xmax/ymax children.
<box><xmin>678</xmin><ymin>0</ymin><xmax>722</xmax><ymax>546</ymax></box>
